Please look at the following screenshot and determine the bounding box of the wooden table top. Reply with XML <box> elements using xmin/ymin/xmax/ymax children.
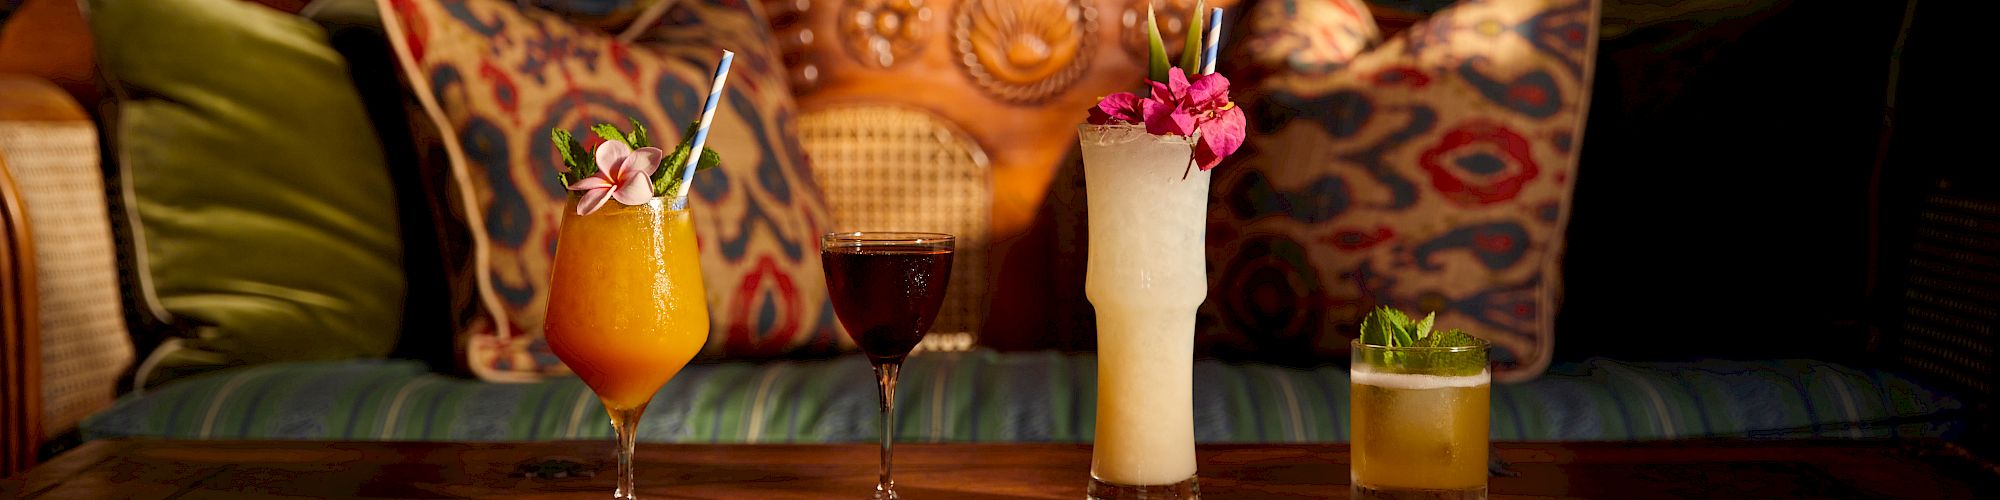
<box><xmin>5</xmin><ymin>439</ymin><xmax>1996</xmax><ymax>499</ymax></box>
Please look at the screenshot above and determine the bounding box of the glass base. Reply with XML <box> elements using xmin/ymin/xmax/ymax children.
<box><xmin>1087</xmin><ymin>474</ymin><xmax>1198</xmax><ymax>499</ymax></box>
<box><xmin>1352</xmin><ymin>483</ymin><xmax>1486</xmax><ymax>500</ymax></box>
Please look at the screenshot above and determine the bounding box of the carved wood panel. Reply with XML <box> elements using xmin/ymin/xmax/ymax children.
<box><xmin>761</xmin><ymin>0</ymin><xmax>1239</xmax><ymax>341</ymax></box>
<box><xmin>764</xmin><ymin>0</ymin><xmax>1239</xmax><ymax>232</ymax></box>
<box><xmin>953</xmin><ymin>0</ymin><xmax>1096</xmax><ymax>104</ymax></box>
<box><xmin>839</xmin><ymin>0</ymin><xmax>934</xmax><ymax>69</ymax></box>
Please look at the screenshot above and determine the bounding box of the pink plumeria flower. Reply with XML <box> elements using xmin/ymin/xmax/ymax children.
<box><xmin>567</xmin><ymin>140</ymin><xmax>663</xmax><ymax>215</ymax></box>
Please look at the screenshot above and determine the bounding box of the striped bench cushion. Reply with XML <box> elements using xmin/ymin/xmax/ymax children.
<box><xmin>81</xmin><ymin>351</ymin><xmax>1963</xmax><ymax>443</ymax></box>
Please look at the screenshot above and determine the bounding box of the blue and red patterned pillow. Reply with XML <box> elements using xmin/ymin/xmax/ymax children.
<box><xmin>378</xmin><ymin>0</ymin><xmax>846</xmax><ymax>381</ymax></box>
<box><xmin>1202</xmin><ymin>0</ymin><xmax>1599</xmax><ymax>381</ymax></box>
<box><xmin>519</xmin><ymin>0</ymin><xmax>663</xmax><ymax>29</ymax></box>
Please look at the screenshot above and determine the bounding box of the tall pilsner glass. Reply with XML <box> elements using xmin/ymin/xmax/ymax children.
<box><xmin>1080</xmin><ymin>124</ymin><xmax>1208</xmax><ymax>499</ymax></box>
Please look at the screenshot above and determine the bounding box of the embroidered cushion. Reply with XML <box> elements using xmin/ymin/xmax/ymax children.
<box><xmin>1202</xmin><ymin>0</ymin><xmax>1599</xmax><ymax>381</ymax></box>
<box><xmin>1240</xmin><ymin>0</ymin><xmax>1379</xmax><ymax>78</ymax></box>
<box><xmin>523</xmin><ymin>0</ymin><xmax>666</xmax><ymax>30</ymax></box>
<box><xmin>378</xmin><ymin>0</ymin><xmax>843</xmax><ymax>380</ymax></box>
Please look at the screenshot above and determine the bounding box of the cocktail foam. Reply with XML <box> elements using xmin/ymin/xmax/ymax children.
<box><xmin>1350</xmin><ymin>369</ymin><xmax>1490</xmax><ymax>390</ymax></box>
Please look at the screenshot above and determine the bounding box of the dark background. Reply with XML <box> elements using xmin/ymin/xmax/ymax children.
<box><xmin>1555</xmin><ymin>0</ymin><xmax>1995</xmax><ymax>453</ymax></box>
<box><xmin>1555</xmin><ymin>0</ymin><xmax>1973</xmax><ymax>363</ymax></box>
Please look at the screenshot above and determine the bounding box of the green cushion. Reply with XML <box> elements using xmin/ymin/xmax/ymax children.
<box><xmin>90</xmin><ymin>0</ymin><xmax>404</xmax><ymax>387</ymax></box>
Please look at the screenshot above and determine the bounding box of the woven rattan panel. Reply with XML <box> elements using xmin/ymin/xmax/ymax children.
<box><xmin>1894</xmin><ymin>191</ymin><xmax>1998</xmax><ymax>399</ymax></box>
<box><xmin>798</xmin><ymin>106</ymin><xmax>990</xmax><ymax>349</ymax></box>
<box><xmin>0</xmin><ymin>122</ymin><xmax>132</xmax><ymax>439</ymax></box>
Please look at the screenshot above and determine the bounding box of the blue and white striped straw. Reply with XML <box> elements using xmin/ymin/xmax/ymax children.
<box><xmin>673</xmin><ymin>50</ymin><xmax>735</xmax><ymax>206</ymax></box>
<box><xmin>1200</xmin><ymin>8</ymin><xmax>1224</xmax><ymax>75</ymax></box>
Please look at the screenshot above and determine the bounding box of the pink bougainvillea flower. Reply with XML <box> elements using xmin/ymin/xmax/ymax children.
<box><xmin>1196</xmin><ymin>105</ymin><xmax>1246</xmax><ymax>170</ymax></box>
<box><xmin>1087</xmin><ymin>67</ymin><xmax>1247</xmax><ymax>171</ymax></box>
<box><xmin>1188</xmin><ymin>75</ymin><xmax>1246</xmax><ymax>170</ymax></box>
<box><xmin>1143</xmin><ymin>68</ymin><xmax>1196</xmax><ymax>136</ymax></box>
<box><xmin>567</xmin><ymin>140</ymin><xmax>663</xmax><ymax>215</ymax></box>
<box><xmin>1088</xmin><ymin>92</ymin><xmax>1144</xmax><ymax>125</ymax></box>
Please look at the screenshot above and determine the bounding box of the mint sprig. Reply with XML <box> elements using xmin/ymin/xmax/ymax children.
<box><xmin>1421</xmin><ymin>329</ymin><xmax>1479</xmax><ymax>349</ymax></box>
<box><xmin>551</xmin><ymin>129</ymin><xmax>593</xmax><ymax>186</ymax></box>
<box><xmin>551</xmin><ymin>117</ymin><xmax>723</xmax><ymax>198</ymax></box>
<box><xmin>1412</xmin><ymin>311</ymin><xmax>1435</xmax><ymax>343</ymax></box>
<box><xmin>625</xmin><ymin>118</ymin><xmax>651</xmax><ymax>148</ymax></box>
<box><xmin>649</xmin><ymin>121</ymin><xmax>723</xmax><ymax>197</ymax></box>
<box><xmin>1355</xmin><ymin>306</ymin><xmax>1487</xmax><ymax>376</ymax></box>
<box><xmin>1357</xmin><ymin>306</ymin><xmax>1407</xmax><ymax>347</ymax></box>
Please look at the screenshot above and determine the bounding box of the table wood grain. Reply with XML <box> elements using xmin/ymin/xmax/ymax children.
<box><xmin>5</xmin><ymin>439</ymin><xmax>1995</xmax><ymax>498</ymax></box>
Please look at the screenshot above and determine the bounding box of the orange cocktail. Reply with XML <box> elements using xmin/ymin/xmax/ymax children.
<box><xmin>545</xmin><ymin>197</ymin><xmax>709</xmax><ymax>412</ymax></box>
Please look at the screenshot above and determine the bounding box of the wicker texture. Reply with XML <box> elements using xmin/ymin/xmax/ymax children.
<box><xmin>798</xmin><ymin>106</ymin><xmax>990</xmax><ymax>348</ymax></box>
<box><xmin>1893</xmin><ymin>192</ymin><xmax>1997</xmax><ymax>399</ymax></box>
<box><xmin>0</xmin><ymin>122</ymin><xmax>132</xmax><ymax>439</ymax></box>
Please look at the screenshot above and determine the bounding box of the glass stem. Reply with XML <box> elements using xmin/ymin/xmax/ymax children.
<box><xmin>874</xmin><ymin>362</ymin><xmax>901</xmax><ymax>500</ymax></box>
<box><xmin>608</xmin><ymin>403</ymin><xmax>647</xmax><ymax>500</ymax></box>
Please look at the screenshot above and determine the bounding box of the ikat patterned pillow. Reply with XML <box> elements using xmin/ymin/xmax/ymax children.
<box><xmin>1204</xmin><ymin>0</ymin><xmax>1599</xmax><ymax>381</ymax></box>
<box><xmin>379</xmin><ymin>0</ymin><xmax>846</xmax><ymax>381</ymax></box>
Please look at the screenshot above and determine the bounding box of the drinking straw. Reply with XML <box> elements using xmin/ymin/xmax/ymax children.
<box><xmin>673</xmin><ymin>50</ymin><xmax>734</xmax><ymax>206</ymax></box>
<box><xmin>1200</xmin><ymin>8</ymin><xmax>1223</xmax><ymax>75</ymax></box>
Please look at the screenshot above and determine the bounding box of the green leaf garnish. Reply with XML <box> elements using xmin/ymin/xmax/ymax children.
<box><xmin>1178</xmin><ymin>0</ymin><xmax>1206</xmax><ymax>75</ymax></box>
<box><xmin>1144</xmin><ymin>4</ymin><xmax>1170</xmax><ymax>91</ymax></box>
<box><xmin>1358</xmin><ymin>305</ymin><xmax>1399</xmax><ymax>346</ymax></box>
<box><xmin>551</xmin><ymin>128</ymin><xmax>594</xmax><ymax>185</ymax></box>
<box><xmin>552</xmin><ymin>128</ymin><xmax>575</xmax><ymax>186</ymax></box>
<box><xmin>626</xmin><ymin>118</ymin><xmax>651</xmax><ymax>149</ymax></box>
<box><xmin>655</xmin><ymin>147</ymin><xmax>689</xmax><ymax>197</ymax></box>
<box><xmin>591</xmin><ymin>123</ymin><xmax>628</xmax><ymax>146</ymax></box>
<box><xmin>1422</xmin><ymin>329</ymin><xmax>1482</xmax><ymax>348</ymax></box>
<box><xmin>1355</xmin><ymin>307</ymin><xmax>1487</xmax><ymax>376</ymax></box>
<box><xmin>649</xmin><ymin>120</ymin><xmax>724</xmax><ymax>197</ymax></box>
<box><xmin>697</xmin><ymin>147</ymin><xmax>721</xmax><ymax>171</ymax></box>
<box><xmin>649</xmin><ymin>121</ymin><xmax>698</xmax><ymax>191</ymax></box>
<box><xmin>555</xmin><ymin>116</ymin><xmax>720</xmax><ymax>199</ymax></box>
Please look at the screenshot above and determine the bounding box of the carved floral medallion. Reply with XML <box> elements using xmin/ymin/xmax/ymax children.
<box><xmin>954</xmin><ymin>0</ymin><xmax>1097</xmax><ymax>103</ymax></box>
<box><xmin>840</xmin><ymin>0</ymin><xmax>934</xmax><ymax>68</ymax></box>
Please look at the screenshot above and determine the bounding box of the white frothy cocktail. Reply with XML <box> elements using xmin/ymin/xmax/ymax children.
<box><xmin>1080</xmin><ymin>124</ymin><xmax>1210</xmax><ymax>488</ymax></box>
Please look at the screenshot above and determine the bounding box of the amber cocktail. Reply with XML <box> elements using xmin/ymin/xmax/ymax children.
<box><xmin>1350</xmin><ymin>339</ymin><xmax>1490</xmax><ymax>499</ymax></box>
